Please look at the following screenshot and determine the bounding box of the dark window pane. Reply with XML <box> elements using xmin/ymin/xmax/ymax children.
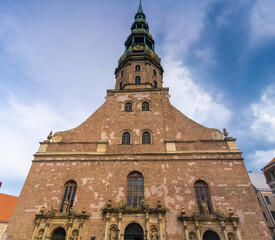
<box><xmin>60</xmin><ymin>180</ymin><xmax>77</xmax><ymax>212</ymax></box>
<box><xmin>265</xmin><ymin>196</ymin><xmax>271</xmax><ymax>205</ymax></box>
<box><xmin>135</xmin><ymin>65</ymin><xmax>141</xmax><ymax>71</ymax></box>
<box><xmin>135</xmin><ymin>76</ymin><xmax>141</xmax><ymax>84</ymax></box>
<box><xmin>154</xmin><ymin>80</ymin><xmax>157</xmax><ymax>88</ymax></box>
<box><xmin>122</xmin><ymin>132</ymin><xmax>131</xmax><ymax>144</ymax></box>
<box><xmin>125</xmin><ymin>102</ymin><xmax>132</xmax><ymax>112</ymax></box>
<box><xmin>194</xmin><ymin>181</ymin><xmax>213</xmax><ymax>215</ymax></box>
<box><xmin>142</xmin><ymin>132</ymin><xmax>151</xmax><ymax>144</ymax></box>
<box><xmin>127</xmin><ymin>172</ymin><xmax>143</xmax><ymax>208</ymax></box>
<box><xmin>142</xmin><ymin>102</ymin><xmax>150</xmax><ymax>111</ymax></box>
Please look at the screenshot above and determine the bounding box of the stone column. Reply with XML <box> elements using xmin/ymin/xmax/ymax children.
<box><xmin>118</xmin><ymin>212</ymin><xmax>122</xmax><ymax>240</ymax></box>
<box><xmin>66</xmin><ymin>218</ymin><xmax>73</xmax><ymax>240</ymax></box>
<box><xmin>104</xmin><ymin>213</ymin><xmax>110</xmax><ymax>240</ymax></box>
<box><xmin>78</xmin><ymin>219</ymin><xmax>84</xmax><ymax>240</ymax></box>
<box><xmin>145</xmin><ymin>212</ymin><xmax>149</xmax><ymax>240</ymax></box>
<box><xmin>183</xmin><ymin>220</ymin><xmax>188</xmax><ymax>240</ymax></box>
<box><xmin>232</xmin><ymin>221</ymin><xmax>242</xmax><ymax>240</ymax></box>
<box><xmin>31</xmin><ymin>218</ymin><xmax>41</xmax><ymax>240</ymax></box>
<box><xmin>195</xmin><ymin>220</ymin><xmax>201</xmax><ymax>240</ymax></box>
<box><xmin>158</xmin><ymin>213</ymin><xmax>163</xmax><ymax>240</ymax></box>
<box><xmin>220</xmin><ymin>221</ymin><xmax>228</xmax><ymax>240</ymax></box>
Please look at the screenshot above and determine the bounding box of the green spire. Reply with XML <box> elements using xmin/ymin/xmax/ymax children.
<box><xmin>137</xmin><ymin>0</ymin><xmax>143</xmax><ymax>14</ymax></box>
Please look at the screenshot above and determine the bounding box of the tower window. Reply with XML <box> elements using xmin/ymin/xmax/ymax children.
<box><xmin>60</xmin><ymin>180</ymin><xmax>77</xmax><ymax>212</ymax></box>
<box><xmin>194</xmin><ymin>180</ymin><xmax>213</xmax><ymax>215</ymax></box>
<box><xmin>120</xmin><ymin>82</ymin><xmax>123</xmax><ymax>90</ymax></box>
<box><xmin>135</xmin><ymin>65</ymin><xmax>141</xmax><ymax>71</ymax></box>
<box><xmin>135</xmin><ymin>76</ymin><xmax>141</xmax><ymax>84</ymax></box>
<box><xmin>153</xmin><ymin>69</ymin><xmax>157</xmax><ymax>76</ymax></box>
<box><xmin>142</xmin><ymin>131</ymin><xmax>151</xmax><ymax>144</ymax></box>
<box><xmin>122</xmin><ymin>132</ymin><xmax>131</xmax><ymax>144</ymax></box>
<box><xmin>127</xmin><ymin>171</ymin><xmax>144</xmax><ymax>207</ymax></box>
<box><xmin>125</xmin><ymin>102</ymin><xmax>132</xmax><ymax>112</ymax></box>
<box><xmin>154</xmin><ymin>81</ymin><xmax>158</xmax><ymax>88</ymax></box>
<box><xmin>265</xmin><ymin>196</ymin><xmax>271</xmax><ymax>205</ymax></box>
<box><xmin>142</xmin><ymin>102</ymin><xmax>150</xmax><ymax>111</ymax></box>
<box><xmin>121</xmin><ymin>71</ymin><xmax>124</xmax><ymax>77</ymax></box>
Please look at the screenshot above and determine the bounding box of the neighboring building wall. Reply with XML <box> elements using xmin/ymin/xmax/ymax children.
<box><xmin>257</xmin><ymin>191</ymin><xmax>275</xmax><ymax>236</ymax></box>
<box><xmin>0</xmin><ymin>223</ymin><xmax>8</xmax><ymax>240</ymax></box>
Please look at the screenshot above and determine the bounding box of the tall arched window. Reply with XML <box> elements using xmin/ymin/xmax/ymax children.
<box><xmin>60</xmin><ymin>180</ymin><xmax>77</xmax><ymax>212</ymax></box>
<box><xmin>153</xmin><ymin>69</ymin><xmax>157</xmax><ymax>76</ymax></box>
<box><xmin>125</xmin><ymin>102</ymin><xmax>132</xmax><ymax>112</ymax></box>
<box><xmin>194</xmin><ymin>180</ymin><xmax>213</xmax><ymax>215</ymax></box>
<box><xmin>122</xmin><ymin>132</ymin><xmax>131</xmax><ymax>144</ymax></box>
<box><xmin>120</xmin><ymin>82</ymin><xmax>123</xmax><ymax>90</ymax></box>
<box><xmin>121</xmin><ymin>71</ymin><xmax>124</xmax><ymax>77</ymax></box>
<box><xmin>135</xmin><ymin>65</ymin><xmax>141</xmax><ymax>71</ymax></box>
<box><xmin>135</xmin><ymin>76</ymin><xmax>141</xmax><ymax>84</ymax></box>
<box><xmin>142</xmin><ymin>102</ymin><xmax>150</xmax><ymax>111</ymax></box>
<box><xmin>142</xmin><ymin>132</ymin><xmax>151</xmax><ymax>144</ymax></box>
<box><xmin>127</xmin><ymin>172</ymin><xmax>144</xmax><ymax>207</ymax></box>
<box><xmin>154</xmin><ymin>80</ymin><xmax>158</xmax><ymax>88</ymax></box>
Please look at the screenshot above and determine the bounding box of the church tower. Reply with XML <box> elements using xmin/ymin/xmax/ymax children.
<box><xmin>6</xmin><ymin>2</ymin><xmax>271</xmax><ymax>240</ymax></box>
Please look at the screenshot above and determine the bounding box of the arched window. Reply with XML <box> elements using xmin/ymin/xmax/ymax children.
<box><xmin>142</xmin><ymin>102</ymin><xmax>150</xmax><ymax>111</ymax></box>
<box><xmin>122</xmin><ymin>132</ymin><xmax>131</xmax><ymax>144</ymax></box>
<box><xmin>154</xmin><ymin>80</ymin><xmax>158</xmax><ymax>88</ymax></box>
<box><xmin>135</xmin><ymin>76</ymin><xmax>141</xmax><ymax>84</ymax></box>
<box><xmin>135</xmin><ymin>65</ymin><xmax>141</xmax><ymax>71</ymax></box>
<box><xmin>127</xmin><ymin>172</ymin><xmax>144</xmax><ymax>207</ymax></box>
<box><xmin>153</xmin><ymin>69</ymin><xmax>157</xmax><ymax>76</ymax></box>
<box><xmin>120</xmin><ymin>82</ymin><xmax>123</xmax><ymax>90</ymax></box>
<box><xmin>121</xmin><ymin>71</ymin><xmax>124</xmax><ymax>77</ymax></box>
<box><xmin>142</xmin><ymin>132</ymin><xmax>151</xmax><ymax>144</ymax></box>
<box><xmin>60</xmin><ymin>180</ymin><xmax>77</xmax><ymax>212</ymax></box>
<box><xmin>194</xmin><ymin>181</ymin><xmax>213</xmax><ymax>215</ymax></box>
<box><xmin>125</xmin><ymin>102</ymin><xmax>132</xmax><ymax>112</ymax></box>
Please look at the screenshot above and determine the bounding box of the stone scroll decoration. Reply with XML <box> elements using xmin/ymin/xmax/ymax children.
<box><xmin>178</xmin><ymin>207</ymin><xmax>239</xmax><ymax>240</ymax></box>
<box><xmin>32</xmin><ymin>205</ymin><xmax>90</xmax><ymax>240</ymax></box>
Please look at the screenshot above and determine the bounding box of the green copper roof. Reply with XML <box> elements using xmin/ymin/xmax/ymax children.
<box><xmin>137</xmin><ymin>1</ymin><xmax>143</xmax><ymax>14</ymax></box>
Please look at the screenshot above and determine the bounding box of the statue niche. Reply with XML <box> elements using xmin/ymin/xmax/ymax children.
<box><xmin>37</xmin><ymin>229</ymin><xmax>44</xmax><ymax>240</ymax></box>
<box><xmin>70</xmin><ymin>229</ymin><xmax>79</xmax><ymax>240</ymax></box>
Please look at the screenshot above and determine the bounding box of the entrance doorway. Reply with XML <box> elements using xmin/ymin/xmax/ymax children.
<box><xmin>203</xmin><ymin>230</ymin><xmax>220</xmax><ymax>240</ymax></box>
<box><xmin>124</xmin><ymin>223</ymin><xmax>144</xmax><ymax>240</ymax></box>
<box><xmin>51</xmin><ymin>227</ymin><xmax>66</xmax><ymax>240</ymax></box>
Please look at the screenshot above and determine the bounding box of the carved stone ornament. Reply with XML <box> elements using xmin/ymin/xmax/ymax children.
<box><xmin>200</xmin><ymin>226</ymin><xmax>222</xmax><ymax>237</ymax></box>
<box><xmin>201</xmin><ymin>201</ymin><xmax>209</xmax><ymax>217</ymax></box>
<box><xmin>102</xmin><ymin>199</ymin><xmax>167</xmax><ymax>215</ymax></box>
<box><xmin>109</xmin><ymin>224</ymin><xmax>119</xmax><ymax>240</ymax></box>
<box><xmin>33</xmin><ymin>205</ymin><xmax>90</xmax><ymax>240</ymax></box>
<box><xmin>141</xmin><ymin>199</ymin><xmax>150</xmax><ymax>209</ymax></box>
<box><xmin>150</xmin><ymin>225</ymin><xmax>159</xmax><ymax>240</ymax></box>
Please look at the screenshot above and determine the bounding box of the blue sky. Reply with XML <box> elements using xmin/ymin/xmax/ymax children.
<box><xmin>0</xmin><ymin>0</ymin><xmax>275</xmax><ymax>196</ymax></box>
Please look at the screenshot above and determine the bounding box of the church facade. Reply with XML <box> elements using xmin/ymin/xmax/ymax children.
<box><xmin>6</xmin><ymin>3</ymin><xmax>271</xmax><ymax>240</ymax></box>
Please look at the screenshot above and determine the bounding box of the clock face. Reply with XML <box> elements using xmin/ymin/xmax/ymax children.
<box><xmin>133</xmin><ymin>45</ymin><xmax>144</xmax><ymax>51</ymax></box>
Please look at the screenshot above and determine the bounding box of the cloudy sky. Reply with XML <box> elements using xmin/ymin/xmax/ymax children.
<box><xmin>0</xmin><ymin>0</ymin><xmax>275</xmax><ymax>196</ymax></box>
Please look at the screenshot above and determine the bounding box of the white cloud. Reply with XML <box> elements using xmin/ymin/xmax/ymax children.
<box><xmin>250</xmin><ymin>0</ymin><xmax>275</xmax><ymax>45</ymax></box>
<box><xmin>163</xmin><ymin>57</ymin><xmax>231</xmax><ymax>130</ymax></box>
<box><xmin>0</xmin><ymin>97</ymin><xmax>73</xmax><ymax>192</ymax></box>
<box><xmin>249</xmin><ymin>149</ymin><xmax>275</xmax><ymax>170</ymax></box>
<box><xmin>251</xmin><ymin>84</ymin><xmax>275</xmax><ymax>142</ymax></box>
